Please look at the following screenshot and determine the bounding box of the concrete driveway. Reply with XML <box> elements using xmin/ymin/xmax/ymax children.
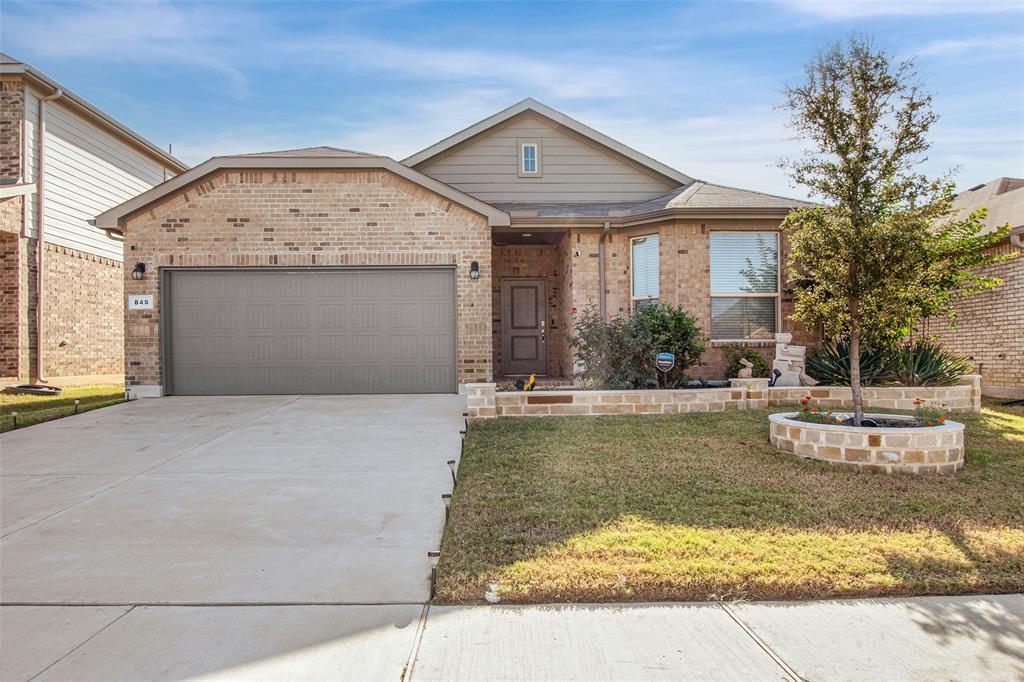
<box><xmin>1</xmin><ymin>394</ymin><xmax>463</xmax><ymax>680</ymax></box>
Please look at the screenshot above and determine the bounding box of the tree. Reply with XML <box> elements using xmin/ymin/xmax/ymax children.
<box><xmin>779</xmin><ymin>35</ymin><xmax>1014</xmax><ymax>425</ymax></box>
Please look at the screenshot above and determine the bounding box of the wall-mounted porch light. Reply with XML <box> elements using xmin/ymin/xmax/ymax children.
<box><xmin>131</xmin><ymin>262</ymin><xmax>146</xmax><ymax>280</ymax></box>
<box><xmin>469</xmin><ymin>261</ymin><xmax>480</xmax><ymax>280</ymax></box>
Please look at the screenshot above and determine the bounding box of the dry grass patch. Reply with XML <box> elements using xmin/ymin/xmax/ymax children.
<box><xmin>436</xmin><ymin>401</ymin><xmax>1024</xmax><ymax>603</ymax></box>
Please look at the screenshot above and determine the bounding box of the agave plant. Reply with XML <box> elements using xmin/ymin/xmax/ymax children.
<box><xmin>888</xmin><ymin>339</ymin><xmax>973</xmax><ymax>386</ymax></box>
<box><xmin>806</xmin><ymin>338</ymin><xmax>891</xmax><ymax>386</ymax></box>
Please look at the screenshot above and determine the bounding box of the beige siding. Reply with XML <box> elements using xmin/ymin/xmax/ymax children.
<box><xmin>24</xmin><ymin>87</ymin><xmax>171</xmax><ymax>260</ymax></box>
<box><xmin>417</xmin><ymin>113</ymin><xmax>678</xmax><ymax>203</ymax></box>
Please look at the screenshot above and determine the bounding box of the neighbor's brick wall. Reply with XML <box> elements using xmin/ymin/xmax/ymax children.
<box><xmin>41</xmin><ymin>242</ymin><xmax>124</xmax><ymax>378</ymax></box>
<box><xmin>0</xmin><ymin>229</ymin><xmax>19</xmax><ymax>376</ymax></box>
<box><xmin>561</xmin><ymin>220</ymin><xmax>816</xmax><ymax>381</ymax></box>
<box><xmin>0</xmin><ymin>230</ymin><xmax>122</xmax><ymax>382</ymax></box>
<box><xmin>923</xmin><ymin>243</ymin><xmax>1022</xmax><ymax>397</ymax></box>
<box><xmin>122</xmin><ymin>169</ymin><xmax>493</xmax><ymax>389</ymax></box>
<box><xmin>492</xmin><ymin>245</ymin><xmax>568</xmax><ymax>378</ymax></box>
<box><xmin>0</xmin><ymin>77</ymin><xmax>24</xmax><ymax>182</ymax></box>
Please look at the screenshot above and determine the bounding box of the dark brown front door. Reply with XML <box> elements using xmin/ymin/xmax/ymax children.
<box><xmin>501</xmin><ymin>279</ymin><xmax>548</xmax><ymax>376</ymax></box>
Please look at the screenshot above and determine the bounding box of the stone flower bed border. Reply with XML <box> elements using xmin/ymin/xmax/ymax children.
<box><xmin>465</xmin><ymin>375</ymin><xmax>981</xmax><ymax>420</ymax></box>
<box><xmin>768</xmin><ymin>413</ymin><xmax>965</xmax><ymax>474</ymax></box>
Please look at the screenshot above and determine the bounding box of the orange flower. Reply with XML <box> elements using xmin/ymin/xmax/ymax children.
<box><xmin>927</xmin><ymin>420</ymin><xmax>935</xmax><ymax>426</ymax></box>
<box><xmin>914</xmin><ymin>398</ymin><xmax>925</xmax><ymax>406</ymax></box>
<box><xmin>800</xmin><ymin>398</ymin><xmax>810</xmax><ymax>405</ymax></box>
<box><xmin>938</xmin><ymin>417</ymin><xmax>945</xmax><ymax>423</ymax></box>
<box><xmin>812</xmin><ymin>407</ymin><xmax>819</xmax><ymax>413</ymax></box>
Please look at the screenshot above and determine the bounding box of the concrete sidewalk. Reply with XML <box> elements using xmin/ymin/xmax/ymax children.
<box><xmin>410</xmin><ymin>594</ymin><xmax>1024</xmax><ymax>682</ymax></box>
<box><xmin>2</xmin><ymin>594</ymin><xmax>1020</xmax><ymax>680</ymax></box>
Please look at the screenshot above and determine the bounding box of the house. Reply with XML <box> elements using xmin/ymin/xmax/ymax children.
<box><xmin>95</xmin><ymin>98</ymin><xmax>813</xmax><ymax>397</ymax></box>
<box><xmin>0</xmin><ymin>53</ymin><xmax>187</xmax><ymax>387</ymax></box>
<box><xmin>923</xmin><ymin>178</ymin><xmax>1024</xmax><ymax>399</ymax></box>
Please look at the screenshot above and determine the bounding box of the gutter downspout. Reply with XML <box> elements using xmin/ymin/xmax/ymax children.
<box><xmin>598</xmin><ymin>222</ymin><xmax>610</xmax><ymax>320</ymax></box>
<box><xmin>36</xmin><ymin>87</ymin><xmax>63</xmax><ymax>383</ymax></box>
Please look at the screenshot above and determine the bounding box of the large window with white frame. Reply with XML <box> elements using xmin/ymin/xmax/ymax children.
<box><xmin>709</xmin><ymin>232</ymin><xmax>779</xmax><ymax>340</ymax></box>
<box><xmin>631</xmin><ymin>234</ymin><xmax>660</xmax><ymax>310</ymax></box>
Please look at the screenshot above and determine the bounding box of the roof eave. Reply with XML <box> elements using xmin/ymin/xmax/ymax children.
<box><xmin>94</xmin><ymin>155</ymin><xmax>511</xmax><ymax>231</ymax></box>
<box><xmin>617</xmin><ymin>206</ymin><xmax>798</xmax><ymax>227</ymax></box>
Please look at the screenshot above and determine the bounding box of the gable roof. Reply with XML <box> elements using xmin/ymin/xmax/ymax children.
<box><xmin>240</xmin><ymin>146</ymin><xmax>376</xmax><ymax>158</ymax></box>
<box><xmin>625</xmin><ymin>181</ymin><xmax>811</xmax><ymax>215</ymax></box>
<box><xmin>402</xmin><ymin>98</ymin><xmax>694</xmax><ymax>186</ymax></box>
<box><xmin>0</xmin><ymin>52</ymin><xmax>188</xmax><ymax>173</ymax></box>
<box><xmin>952</xmin><ymin>177</ymin><xmax>1024</xmax><ymax>235</ymax></box>
<box><xmin>94</xmin><ymin>150</ymin><xmax>511</xmax><ymax>231</ymax></box>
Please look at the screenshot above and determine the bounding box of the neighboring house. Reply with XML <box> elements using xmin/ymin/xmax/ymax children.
<box><xmin>95</xmin><ymin>98</ymin><xmax>812</xmax><ymax>397</ymax></box>
<box><xmin>0</xmin><ymin>53</ymin><xmax>187</xmax><ymax>387</ymax></box>
<box><xmin>923</xmin><ymin>178</ymin><xmax>1024</xmax><ymax>399</ymax></box>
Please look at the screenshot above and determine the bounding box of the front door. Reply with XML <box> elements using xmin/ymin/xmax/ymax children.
<box><xmin>501</xmin><ymin>279</ymin><xmax>548</xmax><ymax>376</ymax></box>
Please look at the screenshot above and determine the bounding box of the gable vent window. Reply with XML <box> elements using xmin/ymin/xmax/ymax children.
<box><xmin>518</xmin><ymin>141</ymin><xmax>541</xmax><ymax>177</ymax></box>
<box><xmin>631</xmin><ymin>234</ymin><xmax>660</xmax><ymax>310</ymax></box>
<box><xmin>710</xmin><ymin>232</ymin><xmax>779</xmax><ymax>340</ymax></box>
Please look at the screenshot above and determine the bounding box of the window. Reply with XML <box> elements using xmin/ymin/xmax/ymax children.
<box><xmin>631</xmin><ymin>234</ymin><xmax>659</xmax><ymax>309</ymax></box>
<box><xmin>518</xmin><ymin>140</ymin><xmax>541</xmax><ymax>176</ymax></box>
<box><xmin>710</xmin><ymin>232</ymin><xmax>779</xmax><ymax>339</ymax></box>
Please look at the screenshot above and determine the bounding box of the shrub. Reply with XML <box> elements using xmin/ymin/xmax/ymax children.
<box><xmin>888</xmin><ymin>339</ymin><xmax>972</xmax><ymax>387</ymax></box>
<box><xmin>633</xmin><ymin>304</ymin><xmax>707</xmax><ymax>388</ymax></box>
<box><xmin>571</xmin><ymin>304</ymin><xmax>705</xmax><ymax>389</ymax></box>
<box><xmin>806</xmin><ymin>338</ymin><xmax>891</xmax><ymax>386</ymax></box>
<box><xmin>570</xmin><ymin>308</ymin><xmax>651</xmax><ymax>390</ymax></box>
<box><xmin>723</xmin><ymin>344</ymin><xmax>770</xmax><ymax>379</ymax></box>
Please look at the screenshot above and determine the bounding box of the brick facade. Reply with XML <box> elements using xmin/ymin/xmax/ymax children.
<box><xmin>923</xmin><ymin>241</ymin><xmax>1023</xmax><ymax>398</ymax></box>
<box><xmin>122</xmin><ymin>169</ymin><xmax>493</xmax><ymax>391</ymax></box>
<box><xmin>0</xmin><ymin>227</ymin><xmax>123</xmax><ymax>383</ymax></box>
<box><xmin>540</xmin><ymin>219</ymin><xmax>816</xmax><ymax>382</ymax></box>
<box><xmin>0</xmin><ymin>77</ymin><xmax>23</xmax><ymax>182</ymax></box>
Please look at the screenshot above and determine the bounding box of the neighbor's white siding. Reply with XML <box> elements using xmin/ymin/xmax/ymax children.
<box><xmin>416</xmin><ymin>112</ymin><xmax>677</xmax><ymax>203</ymax></box>
<box><xmin>24</xmin><ymin>87</ymin><xmax>171</xmax><ymax>260</ymax></box>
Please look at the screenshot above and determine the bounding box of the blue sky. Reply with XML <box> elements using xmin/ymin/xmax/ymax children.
<box><xmin>2</xmin><ymin>0</ymin><xmax>1022</xmax><ymax>199</ymax></box>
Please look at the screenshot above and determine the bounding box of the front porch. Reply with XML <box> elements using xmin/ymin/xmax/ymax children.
<box><xmin>491</xmin><ymin>229</ymin><xmax>574</xmax><ymax>382</ymax></box>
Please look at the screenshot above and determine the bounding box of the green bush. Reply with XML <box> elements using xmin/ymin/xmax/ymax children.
<box><xmin>571</xmin><ymin>304</ymin><xmax>706</xmax><ymax>389</ymax></box>
<box><xmin>888</xmin><ymin>339</ymin><xmax>972</xmax><ymax>386</ymax></box>
<box><xmin>806</xmin><ymin>338</ymin><xmax>891</xmax><ymax>386</ymax></box>
<box><xmin>723</xmin><ymin>344</ymin><xmax>770</xmax><ymax>378</ymax></box>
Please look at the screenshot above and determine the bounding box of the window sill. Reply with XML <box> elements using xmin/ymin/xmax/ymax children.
<box><xmin>710</xmin><ymin>339</ymin><xmax>778</xmax><ymax>346</ymax></box>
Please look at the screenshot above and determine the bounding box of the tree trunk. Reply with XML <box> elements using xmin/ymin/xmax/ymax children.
<box><xmin>849</xmin><ymin>325</ymin><xmax>864</xmax><ymax>426</ymax></box>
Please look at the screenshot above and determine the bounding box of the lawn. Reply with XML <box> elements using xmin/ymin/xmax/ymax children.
<box><xmin>436</xmin><ymin>401</ymin><xmax>1024</xmax><ymax>604</ymax></box>
<box><xmin>0</xmin><ymin>384</ymin><xmax>125</xmax><ymax>433</ymax></box>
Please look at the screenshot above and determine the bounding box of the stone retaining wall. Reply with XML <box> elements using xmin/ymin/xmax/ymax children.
<box><xmin>465</xmin><ymin>375</ymin><xmax>982</xmax><ymax>421</ymax></box>
<box><xmin>768</xmin><ymin>413</ymin><xmax>965</xmax><ymax>474</ymax></box>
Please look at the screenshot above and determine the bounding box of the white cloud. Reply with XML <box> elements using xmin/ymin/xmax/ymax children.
<box><xmin>2</xmin><ymin>0</ymin><xmax>254</xmax><ymax>97</ymax></box>
<box><xmin>779</xmin><ymin>0</ymin><xmax>1021</xmax><ymax>19</ymax></box>
<box><xmin>915</xmin><ymin>35</ymin><xmax>1023</xmax><ymax>59</ymax></box>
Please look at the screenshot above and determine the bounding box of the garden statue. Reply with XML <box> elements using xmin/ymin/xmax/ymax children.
<box><xmin>738</xmin><ymin>358</ymin><xmax>754</xmax><ymax>379</ymax></box>
<box><xmin>772</xmin><ymin>332</ymin><xmax>814</xmax><ymax>387</ymax></box>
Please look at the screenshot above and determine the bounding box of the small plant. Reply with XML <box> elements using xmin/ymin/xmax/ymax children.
<box><xmin>912</xmin><ymin>398</ymin><xmax>947</xmax><ymax>427</ymax></box>
<box><xmin>723</xmin><ymin>344</ymin><xmax>770</xmax><ymax>379</ymax></box>
<box><xmin>806</xmin><ymin>338</ymin><xmax>891</xmax><ymax>386</ymax></box>
<box><xmin>889</xmin><ymin>339</ymin><xmax>972</xmax><ymax>387</ymax></box>
<box><xmin>794</xmin><ymin>395</ymin><xmax>835</xmax><ymax>424</ymax></box>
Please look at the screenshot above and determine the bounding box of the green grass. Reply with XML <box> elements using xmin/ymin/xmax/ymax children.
<box><xmin>1</xmin><ymin>384</ymin><xmax>125</xmax><ymax>433</ymax></box>
<box><xmin>437</xmin><ymin>400</ymin><xmax>1024</xmax><ymax>604</ymax></box>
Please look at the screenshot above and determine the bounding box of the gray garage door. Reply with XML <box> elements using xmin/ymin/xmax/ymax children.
<box><xmin>166</xmin><ymin>268</ymin><xmax>456</xmax><ymax>395</ymax></box>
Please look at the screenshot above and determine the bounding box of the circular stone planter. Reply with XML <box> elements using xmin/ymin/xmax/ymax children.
<box><xmin>768</xmin><ymin>413</ymin><xmax>964</xmax><ymax>474</ymax></box>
